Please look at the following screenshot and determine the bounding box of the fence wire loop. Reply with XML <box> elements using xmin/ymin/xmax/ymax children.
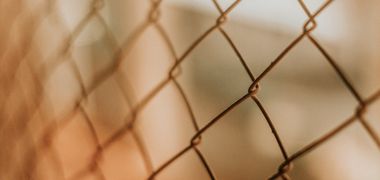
<box><xmin>248</xmin><ymin>83</ymin><xmax>260</xmax><ymax>97</ymax></box>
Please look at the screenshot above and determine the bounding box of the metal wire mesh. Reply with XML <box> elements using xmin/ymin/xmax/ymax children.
<box><xmin>0</xmin><ymin>0</ymin><xmax>379</xmax><ymax>179</ymax></box>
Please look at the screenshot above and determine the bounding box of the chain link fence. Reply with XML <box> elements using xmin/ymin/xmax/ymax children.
<box><xmin>0</xmin><ymin>0</ymin><xmax>379</xmax><ymax>179</ymax></box>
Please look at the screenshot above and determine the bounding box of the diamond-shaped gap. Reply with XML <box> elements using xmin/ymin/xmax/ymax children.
<box><xmin>57</xmin><ymin>0</ymin><xmax>94</xmax><ymax>32</ymax></box>
<box><xmin>154</xmin><ymin>149</ymin><xmax>210</xmax><ymax>180</ymax></box>
<box><xmin>222</xmin><ymin>0</ymin><xmax>307</xmax><ymax>44</ymax></box>
<box><xmin>117</xmin><ymin>24</ymin><xmax>176</xmax><ymax>108</ymax></box>
<box><xmin>53</xmin><ymin>106</ymin><xmax>99</xmax><ymax>177</ymax></box>
<box><xmin>295</xmin><ymin>0</ymin><xmax>378</xmax><ymax>142</ymax></box>
<box><xmin>303</xmin><ymin>0</ymin><xmax>380</xmax><ymax>146</ymax></box>
<box><xmin>99</xmin><ymin>131</ymin><xmax>147</xmax><ymax>180</ymax></box>
<box><xmin>307</xmin><ymin>0</ymin><xmax>359</xmax><ymax>48</ymax></box>
<box><xmin>304</xmin><ymin>0</ymin><xmax>373</xmax><ymax>97</ymax></box>
<box><xmin>69</xmin><ymin>13</ymin><xmax>116</xmax><ymax>81</ymax></box>
<box><xmin>33</xmin><ymin>14</ymin><xmax>68</xmax><ymax>62</ymax></box>
<box><xmin>349</xmin><ymin>0</ymin><xmax>380</xmax><ymax>97</ymax></box>
<box><xmin>220</xmin><ymin>11</ymin><xmax>305</xmax><ymax>79</ymax></box>
<box><xmin>45</xmin><ymin>60</ymin><xmax>81</xmax><ymax>117</ymax></box>
<box><xmin>70</xmin><ymin>25</ymin><xmax>116</xmax><ymax>96</ymax></box>
<box><xmin>288</xmin><ymin>121</ymin><xmax>380</xmax><ymax>179</ymax></box>
<box><xmin>245</xmin><ymin>100</ymin><xmax>297</xmax><ymax>179</ymax></box>
<box><xmin>135</xmin><ymin>81</ymin><xmax>198</xmax><ymax>172</ymax></box>
<box><xmin>84</xmin><ymin>75</ymin><xmax>131</xmax><ymax>145</ymax></box>
<box><xmin>253</xmin><ymin>37</ymin><xmax>358</xmax><ymax>158</ymax></box>
<box><xmin>159</xmin><ymin>0</ymin><xmax>220</xmax><ymax>55</ymax></box>
<box><xmin>175</xmin><ymin>30</ymin><xmax>252</xmax><ymax>128</ymax></box>
<box><xmin>104</xmin><ymin>0</ymin><xmax>151</xmax><ymax>41</ymax></box>
<box><xmin>192</xmin><ymin>98</ymin><xmax>269</xmax><ymax>179</ymax></box>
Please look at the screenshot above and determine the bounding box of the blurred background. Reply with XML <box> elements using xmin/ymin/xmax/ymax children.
<box><xmin>1</xmin><ymin>0</ymin><xmax>380</xmax><ymax>179</ymax></box>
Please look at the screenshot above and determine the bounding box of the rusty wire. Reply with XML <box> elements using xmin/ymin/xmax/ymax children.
<box><xmin>1</xmin><ymin>0</ymin><xmax>380</xmax><ymax>179</ymax></box>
